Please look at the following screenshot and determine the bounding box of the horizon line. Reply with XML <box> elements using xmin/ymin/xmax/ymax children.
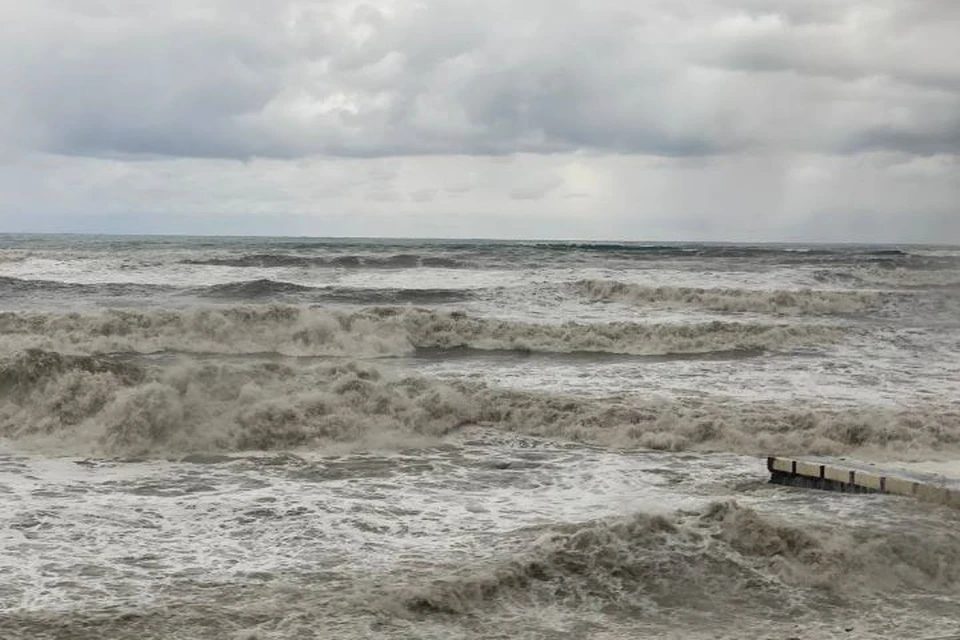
<box><xmin>0</xmin><ymin>230</ymin><xmax>954</xmax><ymax>247</ymax></box>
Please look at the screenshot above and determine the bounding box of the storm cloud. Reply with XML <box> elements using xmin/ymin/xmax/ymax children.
<box><xmin>0</xmin><ymin>0</ymin><xmax>958</xmax><ymax>240</ymax></box>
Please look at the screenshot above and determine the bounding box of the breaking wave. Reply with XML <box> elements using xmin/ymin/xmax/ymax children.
<box><xmin>312</xmin><ymin>287</ymin><xmax>473</xmax><ymax>305</ymax></box>
<box><xmin>182</xmin><ymin>253</ymin><xmax>471</xmax><ymax>269</ymax></box>
<box><xmin>468</xmin><ymin>386</ymin><xmax>960</xmax><ymax>457</ymax></box>
<box><xmin>0</xmin><ymin>351</ymin><xmax>478</xmax><ymax>456</ymax></box>
<box><xmin>813</xmin><ymin>267</ymin><xmax>960</xmax><ymax>290</ymax></box>
<box><xmin>2</xmin><ymin>349</ymin><xmax>957</xmax><ymax>458</ymax></box>
<box><xmin>397</xmin><ymin>502</ymin><xmax>960</xmax><ymax>617</ymax></box>
<box><xmin>0</xmin><ymin>306</ymin><xmax>843</xmax><ymax>358</ymax></box>
<box><xmin>575</xmin><ymin>280</ymin><xmax>883</xmax><ymax>314</ymax></box>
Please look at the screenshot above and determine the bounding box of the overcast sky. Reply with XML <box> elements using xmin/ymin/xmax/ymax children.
<box><xmin>1</xmin><ymin>0</ymin><xmax>958</xmax><ymax>241</ymax></box>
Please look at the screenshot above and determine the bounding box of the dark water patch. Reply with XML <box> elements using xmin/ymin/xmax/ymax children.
<box><xmin>889</xmin><ymin>255</ymin><xmax>960</xmax><ymax>271</ymax></box>
<box><xmin>190</xmin><ymin>279</ymin><xmax>316</xmax><ymax>299</ymax></box>
<box><xmin>528</xmin><ymin>242</ymin><xmax>915</xmax><ymax>259</ymax></box>
<box><xmin>0</xmin><ymin>275</ymin><xmax>78</xmax><ymax>293</ymax></box>
<box><xmin>183</xmin><ymin>253</ymin><xmax>319</xmax><ymax>268</ymax></box>
<box><xmin>186</xmin><ymin>279</ymin><xmax>473</xmax><ymax>304</ymax></box>
<box><xmin>534</xmin><ymin>242</ymin><xmax>830</xmax><ymax>258</ymax></box>
<box><xmin>480</xmin><ymin>458</ymin><xmax>545</xmax><ymax>471</ymax></box>
<box><xmin>288</xmin><ymin>457</ymin><xmax>434</xmax><ymax>482</ymax></box>
<box><xmin>10</xmin><ymin>510</ymin><xmax>60</xmax><ymax>532</ymax></box>
<box><xmin>126</xmin><ymin>480</ymin><xmax>219</xmax><ymax>497</ymax></box>
<box><xmin>410</xmin><ymin>345</ymin><xmax>768</xmax><ymax>363</ymax></box>
<box><xmin>319</xmin><ymin>287</ymin><xmax>472</xmax><ymax>305</ymax></box>
<box><xmin>182</xmin><ymin>253</ymin><xmax>474</xmax><ymax>269</ymax></box>
<box><xmin>236</xmin><ymin>505</ymin><xmax>311</xmax><ymax>524</ymax></box>
<box><xmin>238</xmin><ymin>453</ymin><xmax>309</xmax><ymax>467</ymax></box>
<box><xmin>0</xmin><ymin>276</ymin><xmax>173</xmax><ymax>299</ymax></box>
<box><xmin>175</xmin><ymin>453</ymin><xmax>242</xmax><ymax>464</ymax></box>
<box><xmin>812</xmin><ymin>270</ymin><xmax>870</xmax><ymax>285</ymax></box>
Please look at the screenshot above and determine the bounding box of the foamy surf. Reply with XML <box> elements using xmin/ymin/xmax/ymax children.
<box><xmin>4</xmin><ymin>441</ymin><xmax>960</xmax><ymax>639</ymax></box>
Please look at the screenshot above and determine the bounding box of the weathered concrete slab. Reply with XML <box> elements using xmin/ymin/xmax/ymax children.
<box><xmin>767</xmin><ymin>455</ymin><xmax>960</xmax><ymax>509</ymax></box>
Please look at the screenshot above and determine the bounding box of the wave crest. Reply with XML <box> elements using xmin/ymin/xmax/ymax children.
<box><xmin>575</xmin><ymin>279</ymin><xmax>882</xmax><ymax>314</ymax></box>
<box><xmin>0</xmin><ymin>306</ymin><xmax>843</xmax><ymax>358</ymax></box>
<box><xmin>0</xmin><ymin>354</ymin><xmax>481</xmax><ymax>456</ymax></box>
<box><xmin>398</xmin><ymin>501</ymin><xmax>960</xmax><ymax>616</ymax></box>
<box><xmin>196</xmin><ymin>279</ymin><xmax>316</xmax><ymax>298</ymax></box>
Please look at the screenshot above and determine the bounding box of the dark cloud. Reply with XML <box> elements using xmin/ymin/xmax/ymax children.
<box><xmin>844</xmin><ymin>122</ymin><xmax>960</xmax><ymax>156</ymax></box>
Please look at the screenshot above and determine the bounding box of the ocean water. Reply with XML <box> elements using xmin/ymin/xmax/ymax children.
<box><xmin>2</xmin><ymin>234</ymin><xmax>960</xmax><ymax>639</ymax></box>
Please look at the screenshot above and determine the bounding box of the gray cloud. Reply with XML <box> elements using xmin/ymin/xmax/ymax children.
<box><xmin>2</xmin><ymin>0</ymin><xmax>958</xmax><ymax>161</ymax></box>
<box><xmin>697</xmin><ymin>3</ymin><xmax>960</xmax><ymax>91</ymax></box>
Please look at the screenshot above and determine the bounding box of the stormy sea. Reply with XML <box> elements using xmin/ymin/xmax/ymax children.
<box><xmin>2</xmin><ymin>234</ymin><xmax>960</xmax><ymax>639</ymax></box>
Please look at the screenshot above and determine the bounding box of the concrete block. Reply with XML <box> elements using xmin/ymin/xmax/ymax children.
<box><xmin>855</xmin><ymin>472</ymin><xmax>884</xmax><ymax>491</ymax></box>
<box><xmin>822</xmin><ymin>465</ymin><xmax>852</xmax><ymax>484</ymax></box>
<box><xmin>915</xmin><ymin>484</ymin><xmax>951</xmax><ymax>505</ymax></box>
<box><xmin>884</xmin><ymin>476</ymin><xmax>917</xmax><ymax>497</ymax></box>
<box><xmin>770</xmin><ymin>457</ymin><xmax>794</xmax><ymax>473</ymax></box>
<box><xmin>795</xmin><ymin>461</ymin><xmax>823</xmax><ymax>478</ymax></box>
<box><xmin>944</xmin><ymin>490</ymin><xmax>960</xmax><ymax>509</ymax></box>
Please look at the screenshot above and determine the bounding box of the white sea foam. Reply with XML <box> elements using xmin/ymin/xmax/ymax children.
<box><xmin>4</xmin><ymin>440</ymin><xmax>960</xmax><ymax>639</ymax></box>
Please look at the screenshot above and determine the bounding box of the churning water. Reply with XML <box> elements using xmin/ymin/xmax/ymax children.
<box><xmin>2</xmin><ymin>235</ymin><xmax>960</xmax><ymax>638</ymax></box>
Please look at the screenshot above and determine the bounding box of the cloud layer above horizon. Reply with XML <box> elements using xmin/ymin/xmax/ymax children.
<box><xmin>1</xmin><ymin>0</ymin><xmax>958</xmax><ymax>241</ymax></box>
